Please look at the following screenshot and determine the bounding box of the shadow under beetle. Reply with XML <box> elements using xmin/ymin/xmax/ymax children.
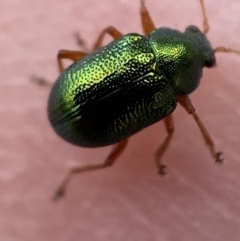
<box><xmin>45</xmin><ymin>0</ymin><xmax>240</xmax><ymax>200</ymax></box>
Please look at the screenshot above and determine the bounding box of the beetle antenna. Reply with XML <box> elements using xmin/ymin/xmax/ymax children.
<box><xmin>214</xmin><ymin>46</ymin><xmax>240</xmax><ymax>54</ymax></box>
<box><xmin>199</xmin><ymin>0</ymin><xmax>240</xmax><ymax>55</ymax></box>
<box><xmin>199</xmin><ymin>0</ymin><xmax>209</xmax><ymax>34</ymax></box>
<box><xmin>140</xmin><ymin>0</ymin><xmax>146</xmax><ymax>7</ymax></box>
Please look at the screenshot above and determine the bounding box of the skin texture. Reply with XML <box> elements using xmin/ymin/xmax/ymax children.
<box><xmin>1</xmin><ymin>0</ymin><xmax>240</xmax><ymax>241</ymax></box>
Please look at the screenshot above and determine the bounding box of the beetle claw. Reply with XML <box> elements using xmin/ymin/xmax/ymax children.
<box><xmin>158</xmin><ymin>164</ymin><xmax>168</xmax><ymax>176</ymax></box>
<box><xmin>53</xmin><ymin>188</ymin><xmax>65</xmax><ymax>201</ymax></box>
<box><xmin>215</xmin><ymin>151</ymin><xmax>224</xmax><ymax>165</ymax></box>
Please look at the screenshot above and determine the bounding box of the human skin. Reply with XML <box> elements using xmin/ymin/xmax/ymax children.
<box><xmin>1</xmin><ymin>0</ymin><xmax>240</xmax><ymax>241</ymax></box>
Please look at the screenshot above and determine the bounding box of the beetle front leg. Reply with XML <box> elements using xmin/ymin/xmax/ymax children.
<box><xmin>178</xmin><ymin>95</ymin><xmax>224</xmax><ymax>164</ymax></box>
<box><xmin>155</xmin><ymin>115</ymin><xmax>174</xmax><ymax>176</ymax></box>
<box><xmin>140</xmin><ymin>0</ymin><xmax>156</xmax><ymax>35</ymax></box>
<box><xmin>54</xmin><ymin>139</ymin><xmax>129</xmax><ymax>201</ymax></box>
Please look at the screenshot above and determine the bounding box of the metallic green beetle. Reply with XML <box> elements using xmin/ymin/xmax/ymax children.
<box><xmin>49</xmin><ymin>28</ymin><xmax>213</xmax><ymax>145</ymax></box>
<box><xmin>47</xmin><ymin>0</ymin><xmax>240</xmax><ymax>199</ymax></box>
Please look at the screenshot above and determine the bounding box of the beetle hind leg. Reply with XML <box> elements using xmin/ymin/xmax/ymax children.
<box><xmin>54</xmin><ymin>139</ymin><xmax>129</xmax><ymax>201</ymax></box>
<box><xmin>155</xmin><ymin>115</ymin><xmax>174</xmax><ymax>176</ymax></box>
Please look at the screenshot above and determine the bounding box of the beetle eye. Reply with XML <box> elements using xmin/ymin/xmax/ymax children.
<box><xmin>205</xmin><ymin>54</ymin><xmax>216</xmax><ymax>68</ymax></box>
<box><xmin>185</xmin><ymin>25</ymin><xmax>201</xmax><ymax>33</ymax></box>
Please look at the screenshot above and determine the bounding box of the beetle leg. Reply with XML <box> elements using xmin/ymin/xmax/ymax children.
<box><xmin>57</xmin><ymin>50</ymin><xmax>88</xmax><ymax>73</ymax></box>
<box><xmin>199</xmin><ymin>0</ymin><xmax>210</xmax><ymax>34</ymax></box>
<box><xmin>59</xmin><ymin>27</ymin><xmax>122</xmax><ymax>71</ymax></box>
<box><xmin>140</xmin><ymin>0</ymin><xmax>156</xmax><ymax>35</ymax></box>
<box><xmin>54</xmin><ymin>139</ymin><xmax>129</xmax><ymax>200</ymax></box>
<box><xmin>92</xmin><ymin>26</ymin><xmax>123</xmax><ymax>50</ymax></box>
<box><xmin>155</xmin><ymin>115</ymin><xmax>174</xmax><ymax>176</ymax></box>
<box><xmin>30</xmin><ymin>50</ymin><xmax>87</xmax><ymax>86</ymax></box>
<box><xmin>178</xmin><ymin>95</ymin><xmax>224</xmax><ymax>164</ymax></box>
<box><xmin>30</xmin><ymin>75</ymin><xmax>53</xmax><ymax>87</ymax></box>
<box><xmin>74</xmin><ymin>32</ymin><xmax>87</xmax><ymax>50</ymax></box>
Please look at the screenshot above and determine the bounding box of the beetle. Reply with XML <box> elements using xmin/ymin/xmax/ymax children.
<box><xmin>45</xmin><ymin>0</ymin><xmax>240</xmax><ymax>199</ymax></box>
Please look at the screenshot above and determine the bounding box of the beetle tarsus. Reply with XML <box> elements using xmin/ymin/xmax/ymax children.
<box><xmin>158</xmin><ymin>164</ymin><xmax>167</xmax><ymax>176</ymax></box>
<box><xmin>215</xmin><ymin>151</ymin><xmax>224</xmax><ymax>165</ymax></box>
<box><xmin>53</xmin><ymin>187</ymin><xmax>65</xmax><ymax>201</ymax></box>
